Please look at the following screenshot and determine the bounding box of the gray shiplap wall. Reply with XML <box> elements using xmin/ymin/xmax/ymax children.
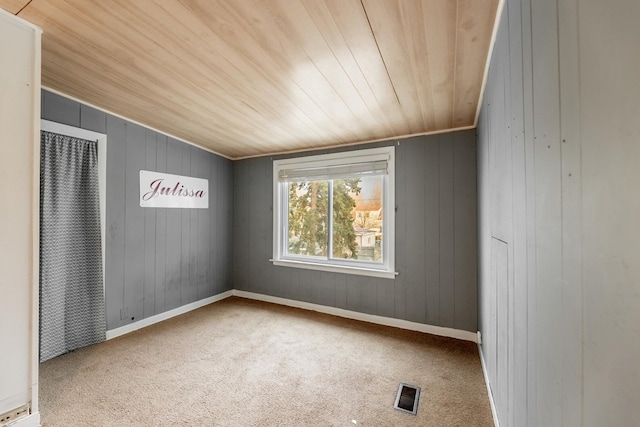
<box><xmin>478</xmin><ymin>2</ymin><xmax>567</xmax><ymax>424</ymax></box>
<box><xmin>478</xmin><ymin>0</ymin><xmax>640</xmax><ymax>426</ymax></box>
<box><xmin>41</xmin><ymin>90</ymin><xmax>234</xmax><ymax>331</ymax></box>
<box><xmin>233</xmin><ymin>131</ymin><xmax>478</xmax><ymax>332</ymax></box>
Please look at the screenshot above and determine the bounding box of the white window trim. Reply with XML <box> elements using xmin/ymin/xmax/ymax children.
<box><xmin>272</xmin><ymin>146</ymin><xmax>396</xmax><ymax>279</ymax></box>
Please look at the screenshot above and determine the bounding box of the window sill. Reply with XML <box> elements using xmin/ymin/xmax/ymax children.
<box><xmin>272</xmin><ymin>258</ymin><xmax>397</xmax><ymax>279</ymax></box>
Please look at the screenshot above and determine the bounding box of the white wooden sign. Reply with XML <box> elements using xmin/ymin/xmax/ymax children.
<box><xmin>140</xmin><ymin>170</ymin><xmax>208</xmax><ymax>209</ymax></box>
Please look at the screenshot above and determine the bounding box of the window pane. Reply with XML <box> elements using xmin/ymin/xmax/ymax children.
<box><xmin>332</xmin><ymin>176</ymin><xmax>383</xmax><ymax>262</ymax></box>
<box><xmin>287</xmin><ymin>180</ymin><xmax>328</xmax><ymax>257</ymax></box>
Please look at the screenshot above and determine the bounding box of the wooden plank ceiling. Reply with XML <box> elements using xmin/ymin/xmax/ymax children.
<box><xmin>3</xmin><ymin>0</ymin><xmax>500</xmax><ymax>159</ymax></box>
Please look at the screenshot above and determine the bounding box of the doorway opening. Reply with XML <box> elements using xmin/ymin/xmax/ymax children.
<box><xmin>39</xmin><ymin>120</ymin><xmax>107</xmax><ymax>361</ymax></box>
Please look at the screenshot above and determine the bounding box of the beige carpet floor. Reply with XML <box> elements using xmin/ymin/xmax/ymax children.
<box><xmin>39</xmin><ymin>297</ymin><xmax>493</xmax><ymax>426</ymax></box>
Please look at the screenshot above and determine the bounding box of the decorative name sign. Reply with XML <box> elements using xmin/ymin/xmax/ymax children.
<box><xmin>140</xmin><ymin>170</ymin><xmax>208</xmax><ymax>209</ymax></box>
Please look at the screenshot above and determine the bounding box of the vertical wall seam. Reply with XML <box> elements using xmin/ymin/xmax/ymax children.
<box><xmin>452</xmin><ymin>135</ymin><xmax>457</xmax><ymax>329</ymax></box>
<box><xmin>437</xmin><ymin>138</ymin><xmax>442</xmax><ymax>326</ymax></box>
<box><xmin>152</xmin><ymin>135</ymin><xmax>157</xmax><ymax>316</ymax></box>
<box><xmin>576</xmin><ymin>1</ymin><xmax>584</xmax><ymax>421</ymax></box>
<box><xmin>121</xmin><ymin>122</ymin><xmax>127</xmax><ymax>324</ymax></box>
<box><xmin>143</xmin><ymin>132</ymin><xmax>147</xmax><ymax>319</ymax></box>
<box><xmin>424</xmin><ymin>139</ymin><xmax>429</xmax><ymax>324</ymax></box>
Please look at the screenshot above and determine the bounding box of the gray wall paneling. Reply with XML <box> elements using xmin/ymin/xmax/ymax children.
<box><xmin>232</xmin><ymin>159</ymin><xmax>250</xmax><ymax>292</ymax></box>
<box><xmin>196</xmin><ymin>147</ymin><xmax>211</xmax><ymax>300</ymax></box>
<box><xmin>179</xmin><ymin>145</ymin><xmax>192</xmax><ymax>306</ymax></box>
<box><xmin>80</xmin><ymin>104</ymin><xmax>107</xmax><ymax>134</ymax></box>
<box><xmin>531</xmin><ymin>0</ymin><xmax>565</xmax><ymax>422</ymax></box>
<box><xmin>393</xmin><ymin>141</ymin><xmax>407</xmax><ymax>320</ymax></box>
<box><xmin>478</xmin><ymin>1</ymin><xmax>546</xmax><ymax>424</ymax></box>
<box><xmin>422</xmin><ymin>140</ymin><xmax>440</xmax><ymax>326</ymax></box>
<box><xmin>475</xmin><ymin>0</ymin><xmax>640</xmax><ymax>424</ymax></box>
<box><xmin>403</xmin><ymin>140</ymin><xmax>427</xmax><ymax>324</ymax></box>
<box><xmin>42</xmin><ymin>92</ymin><xmax>80</xmax><ymax>127</ymax></box>
<box><xmin>154</xmin><ymin>134</ymin><xmax>168</xmax><ymax>314</ymax></box>
<box><xmin>123</xmin><ymin>123</ymin><xmax>147</xmax><ymax>324</ymax></box>
<box><xmin>41</xmin><ymin>90</ymin><xmax>234</xmax><ymax>332</ymax></box>
<box><xmin>143</xmin><ymin>131</ymin><xmax>157</xmax><ymax>318</ymax></box>
<box><xmin>453</xmin><ymin>135</ymin><xmax>478</xmax><ymax>332</ymax></box>
<box><xmin>105</xmin><ymin>116</ymin><xmax>127</xmax><ymax>329</ymax></box>
<box><xmin>556</xmin><ymin>0</ymin><xmax>582</xmax><ymax>424</ymax></box>
<box><xmin>164</xmin><ymin>138</ymin><xmax>184</xmax><ymax>312</ymax></box>
<box><xmin>247</xmin><ymin>157</ymin><xmax>271</xmax><ymax>296</ymax></box>
<box><xmin>578</xmin><ymin>1</ymin><xmax>640</xmax><ymax>426</ymax></box>
<box><xmin>505</xmin><ymin>0</ymin><xmax>529</xmax><ymax>424</ymax></box>
<box><xmin>233</xmin><ymin>131</ymin><xmax>478</xmax><ymax>331</ymax></box>
<box><xmin>208</xmin><ymin>154</ymin><xmax>219</xmax><ymax>297</ymax></box>
<box><xmin>218</xmin><ymin>157</ymin><xmax>234</xmax><ymax>295</ymax></box>
<box><xmin>438</xmin><ymin>137</ymin><xmax>455</xmax><ymax>328</ymax></box>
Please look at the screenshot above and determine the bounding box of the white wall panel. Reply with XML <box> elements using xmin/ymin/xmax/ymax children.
<box><xmin>0</xmin><ymin>9</ymin><xmax>41</xmax><ymax>420</ymax></box>
<box><xmin>580</xmin><ymin>1</ymin><xmax>640</xmax><ymax>425</ymax></box>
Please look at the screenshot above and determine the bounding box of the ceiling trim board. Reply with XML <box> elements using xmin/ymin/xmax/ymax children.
<box><xmin>473</xmin><ymin>0</ymin><xmax>507</xmax><ymax>127</ymax></box>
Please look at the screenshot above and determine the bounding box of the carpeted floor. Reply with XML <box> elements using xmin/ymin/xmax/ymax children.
<box><xmin>39</xmin><ymin>297</ymin><xmax>493</xmax><ymax>426</ymax></box>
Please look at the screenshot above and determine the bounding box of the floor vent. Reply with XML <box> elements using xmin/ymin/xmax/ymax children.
<box><xmin>394</xmin><ymin>383</ymin><xmax>420</xmax><ymax>415</ymax></box>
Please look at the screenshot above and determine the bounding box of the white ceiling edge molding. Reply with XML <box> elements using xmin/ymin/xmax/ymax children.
<box><xmin>235</xmin><ymin>125</ymin><xmax>477</xmax><ymax>161</ymax></box>
<box><xmin>473</xmin><ymin>0</ymin><xmax>507</xmax><ymax>127</ymax></box>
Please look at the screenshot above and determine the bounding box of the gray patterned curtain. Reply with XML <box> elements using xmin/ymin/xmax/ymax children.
<box><xmin>39</xmin><ymin>130</ymin><xmax>106</xmax><ymax>362</ymax></box>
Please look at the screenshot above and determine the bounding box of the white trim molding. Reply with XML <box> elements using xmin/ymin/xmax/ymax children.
<box><xmin>105</xmin><ymin>288</ymin><xmax>478</xmax><ymax>345</ymax></box>
<box><xmin>272</xmin><ymin>146</ymin><xmax>396</xmax><ymax>279</ymax></box>
<box><xmin>105</xmin><ymin>291</ymin><xmax>233</xmax><ymax>340</ymax></box>
<box><xmin>232</xmin><ymin>290</ymin><xmax>478</xmax><ymax>343</ymax></box>
<box><xmin>105</xmin><ymin>288</ymin><xmax>478</xmax><ymax>343</ymax></box>
<box><xmin>478</xmin><ymin>342</ymin><xmax>500</xmax><ymax>427</ymax></box>
<box><xmin>10</xmin><ymin>412</ymin><xmax>40</xmax><ymax>427</ymax></box>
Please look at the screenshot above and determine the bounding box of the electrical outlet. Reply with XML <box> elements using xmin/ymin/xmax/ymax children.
<box><xmin>120</xmin><ymin>307</ymin><xmax>128</xmax><ymax>320</ymax></box>
<box><xmin>0</xmin><ymin>404</ymin><xmax>30</xmax><ymax>425</ymax></box>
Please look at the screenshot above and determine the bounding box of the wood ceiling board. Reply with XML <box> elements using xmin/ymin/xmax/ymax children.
<box><xmin>158</xmin><ymin>0</ymin><xmax>356</xmax><ymax>151</ymax></box>
<box><xmin>228</xmin><ymin>0</ymin><xmax>360</xmax><ymax>141</ymax></box>
<box><xmin>26</xmin><ymin>0</ymin><xmax>313</xmax><ymax>157</ymax></box>
<box><xmin>40</xmin><ymin>37</ymin><xmax>256</xmax><ymax>157</ymax></box>
<box><xmin>361</xmin><ymin>0</ymin><xmax>438</xmax><ymax>134</ymax></box>
<box><xmin>423</xmin><ymin>0</ymin><xmax>458</xmax><ymax>129</ymax></box>
<box><xmin>364</xmin><ymin>0</ymin><xmax>498</xmax><ymax>132</ymax></box>
<box><xmin>0</xmin><ymin>0</ymin><xmax>29</xmax><ymax>14</ymax></box>
<box><xmin>453</xmin><ymin>0</ymin><xmax>500</xmax><ymax>127</ymax></box>
<box><xmin>232</xmin><ymin>0</ymin><xmax>401</xmax><ymax>145</ymax></box>
<box><xmin>16</xmin><ymin>0</ymin><xmax>499</xmax><ymax>158</ymax></box>
<box><xmin>321</xmin><ymin>0</ymin><xmax>407</xmax><ymax>136</ymax></box>
<box><xmin>137</xmin><ymin>0</ymin><xmax>358</xmax><ymax>152</ymax></box>
<box><xmin>284</xmin><ymin>1</ymin><xmax>378</xmax><ymax>138</ymax></box>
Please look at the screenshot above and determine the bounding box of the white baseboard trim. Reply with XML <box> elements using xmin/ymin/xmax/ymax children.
<box><xmin>105</xmin><ymin>291</ymin><xmax>233</xmax><ymax>340</ymax></box>
<box><xmin>478</xmin><ymin>342</ymin><xmax>500</xmax><ymax>427</ymax></box>
<box><xmin>104</xmin><ymin>289</ymin><xmax>478</xmax><ymax>344</ymax></box>
<box><xmin>11</xmin><ymin>412</ymin><xmax>40</xmax><ymax>427</ymax></box>
<box><xmin>232</xmin><ymin>290</ymin><xmax>478</xmax><ymax>343</ymax></box>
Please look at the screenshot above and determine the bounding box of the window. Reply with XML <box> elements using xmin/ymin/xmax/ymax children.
<box><xmin>273</xmin><ymin>146</ymin><xmax>395</xmax><ymax>279</ymax></box>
